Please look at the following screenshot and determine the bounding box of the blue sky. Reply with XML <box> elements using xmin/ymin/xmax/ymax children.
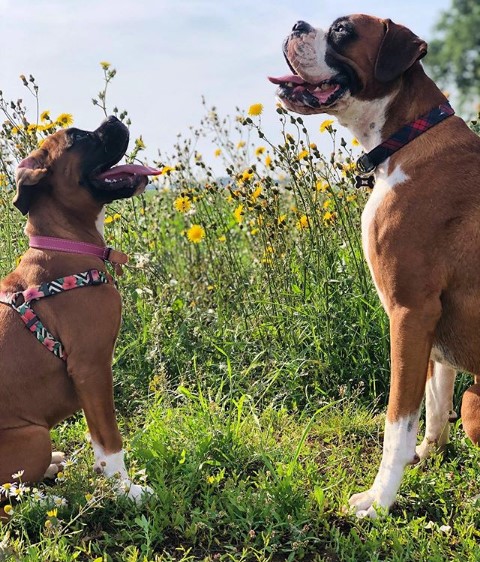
<box><xmin>1</xmin><ymin>0</ymin><xmax>451</xmax><ymax>171</ymax></box>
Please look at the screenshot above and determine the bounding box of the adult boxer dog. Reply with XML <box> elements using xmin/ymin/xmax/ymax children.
<box><xmin>269</xmin><ymin>15</ymin><xmax>480</xmax><ymax>517</ymax></box>
<box><xmin>0</xmin><ymin>116</ymin><xmax>158</xmax><ymax>513</ymax></box>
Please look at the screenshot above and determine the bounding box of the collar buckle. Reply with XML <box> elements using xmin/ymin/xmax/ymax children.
<box><xmin>356</xmin><ymin>154</ymin><xmax>377</xmax><ymax>176</ymax></box>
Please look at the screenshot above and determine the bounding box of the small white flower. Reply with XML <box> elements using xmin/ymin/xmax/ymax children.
<box><xmin>32</xmin><ymin>488</ymin><xmax>45</xmax><ymax>502</ymax></box>
<box><xmin>439</xmin><ymin>525</ymin><xmax>452</xmax><ymax>534</ymax></box>
<box><xmin>53</xmin><ymin>495</ymin><xmax>68</xmax><ymax>507</ymax></box>
<box><xmin>0</xmin><ymin>483</ymin><xmax>13</xmax><ymax>497</ymax></box>
<box><xmin>11</xmin><ymin>470</ymin><xmax>24</xmax><ymax>480</ymax></box>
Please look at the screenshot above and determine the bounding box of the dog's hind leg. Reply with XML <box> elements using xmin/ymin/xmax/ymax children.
<box><xmin>0</xmin><ymin>425</ymin><xmax>52</xmax><ymax>485</ymax></box>
<box><xmin>416</xmin><ymin>361</ymin><xmax>456</xmax><ymax>460</ymax></box>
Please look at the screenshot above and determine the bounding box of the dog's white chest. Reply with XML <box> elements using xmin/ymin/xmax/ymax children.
<box><xmin>361</xmin><ymin>166</ymin><xmax>407</xmax><ymax>307</ymax></box>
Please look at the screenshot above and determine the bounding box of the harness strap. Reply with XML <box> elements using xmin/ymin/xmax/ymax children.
<box><xmin>0</xmin><ymin>269</ymin><xmax>112</xmax><ymax>361</ymax></box>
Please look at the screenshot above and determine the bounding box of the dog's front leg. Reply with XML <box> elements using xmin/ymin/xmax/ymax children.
<box><xmin>349</xmin><ymin>304</ymin><xmax>440</xmax><ymax>518</ymax></box>
<box><xmin>70</xmin><ymin>362</ymin><xmax>152</xmax><ymax>503</ymax></box>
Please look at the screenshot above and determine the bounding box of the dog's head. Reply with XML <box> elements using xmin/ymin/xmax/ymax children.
<box><xmin>13</xmin><ymin>116</ymin><xmax>159</xmax><ymax>215</ymax></box>
<box><xmin>269</xmin><ymin>14</ymin><xmax>427</xmax><ymax>116</ymax></box>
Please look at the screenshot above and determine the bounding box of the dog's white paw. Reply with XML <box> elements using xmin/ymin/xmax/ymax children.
<box><xmin>348</xmin><ymin>489</ymin><xmax>387</xmax><ymax>519</ymax></box>
<box><xmin>43</xmin><ymin>451</ymin><xmax>66</xmax><ymax>479</ymax></box>
<box><xmin>416</xmin><ymin>438</ymin><xmax>438</xmax><ymax>461</ymax></box>
<box><xmin>119</xmin><ymin>480</ymin><xmax>154</xmax><ymax>503</ymax></box>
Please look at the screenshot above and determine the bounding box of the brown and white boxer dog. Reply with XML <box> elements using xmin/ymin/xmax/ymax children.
<box><xmin>0</xmin><ymin>116</ymin><xmax>158</xmax><ymax>513</ymax></box>
<box><xmin>269</xmin><ymin>15</ymin><xmax>480</xmax><ymax>517</ymax></box>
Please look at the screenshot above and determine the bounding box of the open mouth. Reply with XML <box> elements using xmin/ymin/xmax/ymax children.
<box><xmin>268</xmin><ymin>73</ymin><xmax>347</xmax><ymax>109</ymax></box>
<box><xmin>91</xmin><ymin>163</ymin><xmax>162</xmax><ymax>192</ymax></box>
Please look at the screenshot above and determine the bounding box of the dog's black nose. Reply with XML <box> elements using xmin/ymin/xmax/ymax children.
<box><xmin>292</xmin><ymin>20</ymin><xmax>313</xmax><ymax>34</ymax></box>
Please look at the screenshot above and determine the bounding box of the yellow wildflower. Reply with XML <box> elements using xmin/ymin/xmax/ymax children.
<box><xmin>316</xmin><ymin>180</ymin><xmax>328</xmax><ymax>192</ymax></box>
<box><xmin>100</xmin><ymin>61</ymin><xmax>111</xmax><ymax>70</ymax></box>
<box><xmin>323</xmin><ymin>199</ymin><xmax>332</xmax><ymax>209</ymax></box>
<box><xmin>265</xmin><ymin>155</ymin><xmax>272</xmax><ymax>167</ymax></box>
<box><xmin>352</xmin><ymin>137</ymin><xmax>360</xmax><ymax>146</ymax></box>
<box><xmin>277</xmin><ymin>214</ymin><xmax>287</xmax><ymax>225</ymax></box>
<box><xmin>237</xmin><ymin>140</ymin><xmax>246</xmax><ymax>149</ymax></box>
<box><xmin>104</xmin><ymin>213</ymin><xmax>121</xmax><ymax>224</ymax></box>
<box><xmin>234</xmin><ymin>204</ymin><xmax>244</xmax><ymax>223</ymax></box>
<box><xmin>174</xmin><ymin>196</ymin><xmax>191</xmax><ymax>213</ymax></box>
<box><xmin>56</xmin><ymin>113</ymin><xmax>74</xmax><ymax>127</ymax></box>
<box><xmin>297</xmin><ymin>215</ymin><xmax>309</xmax><ymax>229</ymax></box>
<box><xmin>255</xmin><ymin>146</ymin><xmax>266</xmax><ymax>156</ymax></box>
<box><xmin>248</xmin><ymin>103</ymin><xmax>263</xmax><ymax>116</ymax></box>
<box><xmin>309</xmin><ymin>143</ymin><xmax>317</xmax><ymax>150</ymax></box>
<box><xmin>218</xmin><ymin>235</ymin><xmax>227</xmax><ymax>243</ymax></box>
<box><xmin>27</xmin><ymin>123</ymin><xmax>38</xmax><ymax>133</ymax></box>
<box><xmin>251</xmin><ymin>185</ymin><xmax>262</xmax><ymax>202</ymax></box>
<box><xmin>40</xmin><ymin>110</ymin><xmax>50</xmax><ymax>122</ymax></box>
<box><xmin>4</xmin><ymin>505</ymin><xmax>13</xmax><ymax>516</ymax></box>
<box><xmin>297</xmin><ymin>149</ymin><xmax>309</xmax><ymax>160</ymax></box>
<box><xmin>135</xmin><ymin>136</ymin><xmax>146</xmax><ymax>149</ymax></box>
<box><xmin>342</xmin><ymin>161</ymin><xmax>356</xmax><ymax>176</ymax></box>
<box><xmin>214</xmin><ymin>148</ymin><xmax>222</xmax><ymax>157</ymax></box>
<box><xmin>160</xmin><ymin>165</ymin><xmax>175</xmax><ymax>175</ymax></box>
<box><xmin>319</xmin><ymin>119</ymin><xmax>335</xmax><ymax>133</ymax></box>
<box><xmin>187</xmin><ymin>224</ymin><xmax>205</xmax><ymax>243</ymax></box>
<box><xmin>47</xmin><ymin>508</ymin><xmax>58</xmax><ymax>518</ymax></box>
<box><xmin>239</xmin><ymin>169</ymin><xmax>254</xmax><ymax>183</ymax></box>
<box><xmin>323</xmin><ymin>211</ymin><xmax>337</xmax><ymax>223</ymax></box>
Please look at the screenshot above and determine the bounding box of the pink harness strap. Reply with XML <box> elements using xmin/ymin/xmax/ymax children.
<box><xmin>0</xmin><ymin>269</ymin><xmax>112</xmax><ymax>361</ymax></box>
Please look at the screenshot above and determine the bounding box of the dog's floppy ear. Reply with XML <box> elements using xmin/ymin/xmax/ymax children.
<box><xmin>374</xmin><ymin>19</ymin><xmax>428</xmax><ymax>83</ymax></box>
<box><xmin>13</xmin><ymin>152</ymin><xmax>49</xmax><ymax>215</ymax></box>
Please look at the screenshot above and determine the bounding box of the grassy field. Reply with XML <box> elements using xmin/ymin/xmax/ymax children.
<box><xmin>1</xmin><ymin>70</ymin><xmax>480</xmax><ymax>561</ymax></box>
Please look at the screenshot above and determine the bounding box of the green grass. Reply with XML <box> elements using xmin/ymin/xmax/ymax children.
<box><xmin>1</xmin><ymin>70</ymin><xmax>480</xmax><ymax>561</ymax></box>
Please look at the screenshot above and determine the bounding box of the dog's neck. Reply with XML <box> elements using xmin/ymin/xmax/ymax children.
<box><xmin>25</xmin><ymin>200</ymin><xmax>106</xmax><ymax>247</ymax></box>
<box><xmin>336</xmin><ymin>65</ymin><xmax>449</xmax><ymax>152</ymax></box>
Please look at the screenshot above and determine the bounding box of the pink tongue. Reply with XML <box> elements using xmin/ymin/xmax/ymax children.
<box><xmin>313</xmin><ymin>83</ymin><xmax>340</xmax><ymax>103</ymax></box>
<box><xmin>97</xmin><ymin>164</ymin><xmax>162</xmax><ymax>180</ymax></box>
<box><xmin>268</xmin><ymin>74</ymin><xmax>307</xmax><ymax>85</ymax></box>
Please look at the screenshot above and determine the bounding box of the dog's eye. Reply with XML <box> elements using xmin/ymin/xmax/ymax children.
<box><xmin>67</xmin><ymin>129</ymin><xmax>93</xmax><ymax>149</ymax></box>
<box><xmin>328</xmin><ymin>20</ymin><xmax>355</xmax><ymax>46</ymax></box>
<box><xmin>71</xmin><ymin>130</ymin><xmax>90</xmax><ymax>142</ymax></box>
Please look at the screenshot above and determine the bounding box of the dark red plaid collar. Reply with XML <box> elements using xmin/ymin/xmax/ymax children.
<box><xmin>355</xmin><ymin>102</ymin><xmax>455</xmax><ymax>188</ymax></box>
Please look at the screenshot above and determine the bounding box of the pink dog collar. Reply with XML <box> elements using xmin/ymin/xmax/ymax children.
<box><xmin>29</xmin><ymin>236</ymin><xmax>128</xmax><ymax>269</ymax></box>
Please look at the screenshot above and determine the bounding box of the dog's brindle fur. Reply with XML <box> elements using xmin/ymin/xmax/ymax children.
<box><xmin>0</xmin><ymin>117</ymin><xmax>149</xmax><ymax>511</ymax></box>
<box><xmin>273</xmin><ymin>14</ymin><xmax>480</xmax><ymax>517</ymax></box>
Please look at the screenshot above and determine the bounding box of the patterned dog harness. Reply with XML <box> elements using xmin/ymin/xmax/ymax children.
<box><xmin>0</xmin><ymin>269</ymin><xmax>112</xmax><ymax>361</ymax></box>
